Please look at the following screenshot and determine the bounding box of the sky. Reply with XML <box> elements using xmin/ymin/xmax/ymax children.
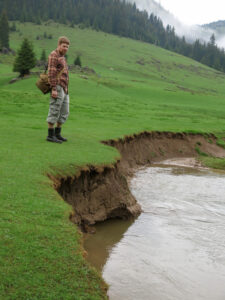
<box><xmin>155</xmin><ymin>0</ymin><xmax>225</xmax><ymax>25</ymax></box>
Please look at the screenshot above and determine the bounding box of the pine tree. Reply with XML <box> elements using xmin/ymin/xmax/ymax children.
<box><xmin>192</xmin><ymin>39</ymin><xmax>202</xmax><ymax>61</ymax></box>
<box><xmin>40</xmin><ymin>49</ymin><xmax>46</xmax><ymax>62</ymax></box>
<box><xmin>74</xmin><ymin>55</ymin><xmax>82</xmax><ymax>67</ymax></box>
<box><xmin>210</xmin><ymin>34</ymin><xmax>216</xmax><ymax>46</ymax></box>
<box><xmin>13</xmin><ymin>38</ymin><xmax>36</xmax><ymax>76</ymax></box>
<box><xmin>0</xmin><ymin>10</ymin><xmax>10</xmax><ymax>49</ymax></box>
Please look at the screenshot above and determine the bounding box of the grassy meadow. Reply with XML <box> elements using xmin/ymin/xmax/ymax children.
<box><xmin>1</xmin><ymin>21</ymin><xmax>225</xmax><ymax>299</ymax></box>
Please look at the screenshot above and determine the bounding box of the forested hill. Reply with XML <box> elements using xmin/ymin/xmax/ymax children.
<box><xmin>1</xmin><ymin>0</ymin><xmax>225</xmax><ymax>73</ymax></box>
<box><xmin>203</xmin><ymin>20</ymin><xmax>225</xmax><ymax>34</ymax></box>
<box><xmin>0</xmin><ymin>0</ymin><xmax>173</xmax><ymax>46</ymax></box>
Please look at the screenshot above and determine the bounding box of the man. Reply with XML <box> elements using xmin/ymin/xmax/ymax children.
<box><xmin>46</xmin><ymin>36</ymin><xmax>70</xmax><ymax>143</ymax></box>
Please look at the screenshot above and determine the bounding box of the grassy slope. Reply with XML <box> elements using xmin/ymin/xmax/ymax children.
<box><xmin>1</xmin><ymin>21</ymin><xmax>225</xmax><ymax>299</ymax></box>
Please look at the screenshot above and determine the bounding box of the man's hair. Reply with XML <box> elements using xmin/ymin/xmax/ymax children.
<box><xmin>58</xmin><ymin>36</ymin><xmax>70</xmax><ymax>45</ymax></box>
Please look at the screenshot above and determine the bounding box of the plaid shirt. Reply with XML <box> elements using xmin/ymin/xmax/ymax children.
<box><xmin>48</xmin><ymin>49</ymin><xmax>69</xmax><ymax>94</ymax></box>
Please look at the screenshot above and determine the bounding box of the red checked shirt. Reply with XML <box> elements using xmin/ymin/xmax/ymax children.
<box><xmin>48</xmin><ymin>49</ymin><xmax>69</xmax><ymax>94</ymax></box>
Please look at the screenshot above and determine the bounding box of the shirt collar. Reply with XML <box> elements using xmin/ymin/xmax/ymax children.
<box><xmin>55</xmin><ymin>48</ymin><xmax>64</xmax><ymax>57</ymax></box>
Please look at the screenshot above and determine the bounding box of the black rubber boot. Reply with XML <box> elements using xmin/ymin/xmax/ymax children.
<box><xmin>55</xmin><ymin>127</ymin><xmax>67</xmax><ymax>142</ymax></box>
<box><xmin>46</xmin><ymin>128</ymin><xmax>62</xmax><ymax>143</ymax></box>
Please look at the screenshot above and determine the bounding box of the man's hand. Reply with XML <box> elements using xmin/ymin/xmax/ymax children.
<box><xmin>51</xmin><ymin>89</ymin><xmax>58</xmax><ymax>99</ymax></box>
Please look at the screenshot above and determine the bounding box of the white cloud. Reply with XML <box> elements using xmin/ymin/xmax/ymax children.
<box><xmin>155</xmin><ymin>0</ymin><xmax>225</xmax><ymax>25</ymax></box>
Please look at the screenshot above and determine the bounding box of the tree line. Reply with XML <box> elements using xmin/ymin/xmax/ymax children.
<box><xmin>1</xmin><ymin>0</ymin><xmax>225</xmax><ymax>72</ymax></box>
<box><xmin>0</xmin><ymin>10</ymin><xmax>9</xmax><ymax>49</ymax></box>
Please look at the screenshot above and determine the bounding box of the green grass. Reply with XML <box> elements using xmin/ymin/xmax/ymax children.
<box><xmin>1</xmin><ymin>21</ymin><xmax>225</xmax><ymax>299</ymax></box>
<box><xmin>217</xmin><ymin>139</ymin><xmax>225</xmax><ymax>149</ymax></box>
<box><xmin>200</xmin><ymin>157</ymin><xmax>225</xmax><ymax>170</ymax></box>
<box><xmin>195</xmin><ymin>146</ymin><xmax>208</xmax><ymax>157</ymax></box>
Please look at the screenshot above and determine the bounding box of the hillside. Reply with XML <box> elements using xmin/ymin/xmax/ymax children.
<box><xmin>0</xmin><ymin>0</ymin><xmax>225</xmax><ymax>72</ymax></box>
<box><xmin>203</xmin><ymin>20</ymin><xmax>225</xmax><ymax>33</ymax></box>
<box><xmin>2</xmin><ymin>0</ymin><xmax>225</xmax><ymax>72</ymax></box>
<box><xmin>1</xmin><ymin>22</ymin><xmax>225</xmax><ymax>299</ymax></box>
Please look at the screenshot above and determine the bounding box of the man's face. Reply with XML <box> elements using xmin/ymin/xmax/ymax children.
<box><xmin>58</xmin><ymin>43</ymin><xmax>69</xmax><ymax>55</ymax></box>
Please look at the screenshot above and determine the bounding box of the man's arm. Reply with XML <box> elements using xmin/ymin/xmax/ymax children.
<box><xmin>48</xmin><ymin>52</ymin><xmax>58</xmax><ymax>98</ymax></box>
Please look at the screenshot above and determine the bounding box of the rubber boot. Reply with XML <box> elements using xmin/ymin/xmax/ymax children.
<box><xmin>55</xmin><ymin>127</ymin><xmax>67</xmax><ymax>142</ymax></box>
<box><xmin>46</xmin><ymin>128</ymin><xmax>62</xmax><ymax>143</ymax></box>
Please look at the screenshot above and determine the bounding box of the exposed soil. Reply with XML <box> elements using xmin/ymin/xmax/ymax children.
<box><xmin>52</xmin><ymin>131</ymin><xmax>225</xmax><ymax>231</ymax></box>
<box><xmin>57</xmin><ymin>164</ymin><xmax>141</xmax><ymax>230</ymax></box>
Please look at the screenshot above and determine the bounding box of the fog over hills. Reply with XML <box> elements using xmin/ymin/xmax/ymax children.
<box><xmin>203</xmin><ymin>21</ymin><xmax>225</xmax><ymax>47</ymax></box>
<box><xmin>126</xmin><ymin>0</ymin><xmax>225</xmax><ymax>48</ymax></box>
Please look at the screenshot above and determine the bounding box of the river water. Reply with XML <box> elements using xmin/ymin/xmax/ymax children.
<box><xmin>84</xmin><ymin>158</ymin><xmax>225</xmax><ymax>300</ymax></box>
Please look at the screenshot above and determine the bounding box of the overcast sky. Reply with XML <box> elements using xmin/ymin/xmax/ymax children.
<box><xmin>155</xmin><ymin>0</ymin><xmax>225</xmax><ymax>25</ymax></box>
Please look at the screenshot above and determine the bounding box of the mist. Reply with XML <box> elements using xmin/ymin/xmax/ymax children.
<box><xmin>126</xmin><ymin>0</ymin><xmax>225</xmax><ymax>48</ymax></box>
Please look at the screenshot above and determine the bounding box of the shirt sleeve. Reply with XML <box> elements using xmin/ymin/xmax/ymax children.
<box><xmin>48</xmin><ymin>53</ymin><xmax>58</xmax><ymax>88</ymax></box>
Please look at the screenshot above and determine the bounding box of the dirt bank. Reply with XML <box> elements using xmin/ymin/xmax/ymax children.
<box><xmin>53</xmin><ymin>132</ymin><xmax>225</xmax><ymax>229</ymax></box>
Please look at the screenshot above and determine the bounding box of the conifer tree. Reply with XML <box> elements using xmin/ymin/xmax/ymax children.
<box><xmin>0</xmin><ymin>10</ymin><xmax>9</xmax><ymax>49</ymax></box>
<box><xmin>13</xmin><ymin>38</ymin><xmax>36</xmax><ymax>76</ymax></box>
<box><xmin>40</xmin><ymin>49</ymin><xmax>46</xmax><ymax>62</ymax></box>
<box><xmin>74</xmin><ymin>55</ymin><xmax>82</xmax><ymax>67</ymax></box>
<box><xmin>210</xmin><ymin>34</ymin><xmax>216</xmax><ymax>46</ymax></box>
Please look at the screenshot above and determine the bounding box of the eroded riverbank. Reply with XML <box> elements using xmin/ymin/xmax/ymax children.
<box><xmin>50</xmin><ymin>131</ymin><xmax>225</xmax><ymax>299</ymax></box>
<box><xmin>52</xmin><ymin>132</ymin><xmax>225</xmax><ymax>230</ymax></box>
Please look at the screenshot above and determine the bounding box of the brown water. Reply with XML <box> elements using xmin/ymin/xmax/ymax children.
<box><xmin>84</xmin><ymin>159</ymin><xmax>225</xmax><ymax>300</ymax></box>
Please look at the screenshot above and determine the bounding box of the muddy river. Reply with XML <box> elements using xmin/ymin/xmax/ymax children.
<box><xmin>84</xmin><ymin>158</ymin><xmax>225</xmax><ymax>300</ymax></box>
